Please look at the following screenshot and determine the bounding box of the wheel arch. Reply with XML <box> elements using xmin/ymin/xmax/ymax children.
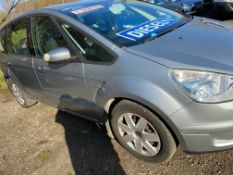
<box><xmin>104</xmin><ymin>97</ymin><xmax>184</xmax><ymax>146</ymax></box>
<box><xmin>95</xmin><ymin>77</ymin><xmax>189</xmax><ymax>148</ymax></box>
<box><xmin>6</xmin><ymin>68</ymin><xmax>26</xmax><ymax>91</ymax></box>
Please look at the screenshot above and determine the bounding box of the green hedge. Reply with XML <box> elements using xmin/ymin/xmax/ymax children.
<box><xmin>0</xmin><ymin>69</ymin><xmax>7</xmax><ymax>90</ymax></box>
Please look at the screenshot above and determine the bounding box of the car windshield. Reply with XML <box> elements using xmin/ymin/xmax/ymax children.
<box><xmin>61</xmin><ymin>0</ymin><xmax>189</xmax><ymax>47</ymax></box>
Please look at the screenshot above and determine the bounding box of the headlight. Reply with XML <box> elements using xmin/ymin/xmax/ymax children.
<box><xmin>170</xmin><ymin>69</ymin><xmax>233</xmax><ymax>103</ymax></box>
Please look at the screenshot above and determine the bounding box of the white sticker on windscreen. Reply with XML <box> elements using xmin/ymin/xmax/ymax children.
<box><xmin>71</xmin><ymin>5</ymin><xmax>104</xmax><ymax>15</ymax></box>
<box><xmin>117</xmin><ymin>18</ymin><xmax>179</xmax><ymax>41</ymax></box>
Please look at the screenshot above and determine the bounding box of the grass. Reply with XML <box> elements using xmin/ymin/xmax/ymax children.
<box><xmin>0</xmin><ymin>69</ymin><xmax>7</xmax><ymax>90</ymax></box>
<box><xmin>37</xmin><ymin>149</ymin><xmax>51</xmax><ymax>162</ymax></box>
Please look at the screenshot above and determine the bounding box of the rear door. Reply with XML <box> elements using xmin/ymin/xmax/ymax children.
<box><xmin>0</xmin><ymin>28</ymin><xmax>7</xmax><ymax>64</ymax></box>
<box><xmin>6</xmin><ymin>17</ymin><xmax>42</xmax><ymax>97</ymax></box>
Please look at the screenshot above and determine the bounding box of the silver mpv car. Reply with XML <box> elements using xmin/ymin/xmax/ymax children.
<box><xmin>1</xmin><ymin>0</ymin><xmax>233</xmax><ymax>163</ymax></box>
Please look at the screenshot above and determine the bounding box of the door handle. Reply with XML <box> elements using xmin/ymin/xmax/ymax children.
<box><xmin>36</xmin><ymin>66</ymin><xmax>48</xmax><ymax>73</ymax></box>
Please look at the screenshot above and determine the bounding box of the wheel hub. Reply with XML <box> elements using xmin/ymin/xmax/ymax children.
<box><xmin>133</xmin><ymin>131</ymin><xmax>142</xmax><ymax>138</ymax></box>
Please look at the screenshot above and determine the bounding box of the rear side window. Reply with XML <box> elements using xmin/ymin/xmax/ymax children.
<box><xmin>8</xmin><ymin>18</ymin><xmax>30</xmax><ymax>56</ymax></box>
<box><xmin>61</xmin><ymin>23</ymin><xmax>115</xmax><ymax>63</ymax></box>
<box><xmin>0</xmin><ymin>29</ymin><xmax>6</xmax><ymax>53</ymax></box>
<box><xmin>31</xmin><ymin>16</ymin><xmax>68</xmax><ymax>56</ymax></box>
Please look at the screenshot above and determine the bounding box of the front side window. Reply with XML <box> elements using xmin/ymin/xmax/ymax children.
<box><xmin>61</xmin><ymin>23</ymin><xmax>115</xmax><ymax>63</ymax></box>
<box><xmin>61</xmin><ymin>0</ymin><xmax>189</xmax><ymax>47</ymax></box>
<box><xmin>31</xmin><ymin>16</ymin><xmax>68</xmax><ymax>56</ymax></box>
<box><xmin>8</xmin><ymin>18</ymin><xmax>30</xmax><ymax>56</ymax></box>
<box><xmin>0</xmin><ymin>29</ymin><xmax>6</xmax><ymax>53</ymax></box>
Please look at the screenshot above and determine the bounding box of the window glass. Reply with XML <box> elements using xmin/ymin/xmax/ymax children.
<box><xmin>61</xmin><ymin>23</ymin><xmax>114</xmax><ymax>63</ymax></box>
<box><xmin>0</xmin><ymin>29</ymin><xmax>6</xmax><ymax>53</ymax></box>
<box><xmin>9</xmin><ymin>18</ymin><xmax>30</xmax><ymax>55</ymax></box>
<box><xmin>31</xmin><ymin>17</ymin><xmax>68</xmax><ymax>56</ymax></box>
<box><xmin>141</xmin><ymin>0</ymin><xmax>167</xmax><ymax>5</ymax></box>
<box><xmin>61</xmin><ymin>1</ymin><xmax>189</xmax><ymax>47</ymax></box>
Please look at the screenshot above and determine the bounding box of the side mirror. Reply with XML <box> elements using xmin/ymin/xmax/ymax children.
<box><xmin>43</xmin><ymin>47</ymin><xmax>72</xmax><ymax>63</ymax></box>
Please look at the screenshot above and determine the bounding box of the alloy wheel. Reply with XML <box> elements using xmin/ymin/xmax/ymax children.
<box><xmin>117</xmin><ymin>113</ymin><xmax>161</xmax><ymax>157</ymax></box>
<box><xmin>12</xmin><ymin>84</ymin><xmax>25</xmax><ymax>105</ymax></box>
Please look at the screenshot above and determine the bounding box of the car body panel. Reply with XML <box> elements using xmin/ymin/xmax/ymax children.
<box><xmin>32</xmin><ymin>57</ymin><xmax>106</xmax><ymax>120</ymax></box>
<box><xmin>7</xmin><ymin>54</ymin><xmax>42</xmax><ymax>97</ymax></box>
<box><xmin>92</xmin><ymin>50</ymin><xmax>191</xmax><ymax>115</ymax></box>
<box><xmin>170</xmin><ymin>100</ymin><xmax>233</xmax><ymax>152</ymax></box>
<box><xmin>125</xmin><ymin>17</ymin><xmax>233</xmax><ymax>74</ymax></box>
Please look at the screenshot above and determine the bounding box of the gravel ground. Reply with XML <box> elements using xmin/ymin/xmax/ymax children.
<box><xmin>1</xmin><ymin>90</ymin><xmax>233</xmax><ymax>175</ymax></box>
<box><xmin>1</xmin><ymin>10</ymin><xmax>233</xmax><ymax>175</ymax></box>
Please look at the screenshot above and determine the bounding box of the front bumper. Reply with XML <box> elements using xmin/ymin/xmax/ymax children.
<box><xmin>170</xmin><ymin>100</ymin><xmax>233</xmax><ymax>153</ymax></box>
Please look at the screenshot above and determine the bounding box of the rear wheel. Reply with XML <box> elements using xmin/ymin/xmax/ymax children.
<box><xmin>7</xmin><ymin>79</ymin><xmax>37</xmax><ymax>108</ymax></box>
<box><xmin>111</xmin><ymin>100</ymin><xmax>177</xmax><ymax>163</ymax></box>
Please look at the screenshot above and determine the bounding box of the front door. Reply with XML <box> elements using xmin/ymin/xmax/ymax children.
<box><xmin>31</xmin><ymin>16</ymin><xmax>102</xmax><ymax>121</ymax></box>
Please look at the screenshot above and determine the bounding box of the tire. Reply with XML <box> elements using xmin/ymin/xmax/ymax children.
<box><xmin>111</xmin><ymin>100</ymin><xmax>177</xmax><ymax>163</ymax></box>
<box><xmin>7</xmin><ymin>79</ymin><xmax>37</xmax><ymax>108</ymax></box>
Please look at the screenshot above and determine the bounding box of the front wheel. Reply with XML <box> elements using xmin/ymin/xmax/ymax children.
<box><xmin>111</xmin><ymin>100</ymin><xmax>177</xmax><ymax>163</ymax></box>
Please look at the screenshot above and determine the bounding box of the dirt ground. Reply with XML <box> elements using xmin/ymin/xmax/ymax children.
<box><xmin>2</xmin><ymin>10</ymin><xmax>233</xmax><ymax>175</ymax></box>
<box><xmin>1</xmin><ymin>89</ymin><xmax>233</xmax><ymax>175</ymax></box>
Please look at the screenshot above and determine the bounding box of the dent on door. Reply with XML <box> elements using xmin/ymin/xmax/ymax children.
<box><xmin>33</xmin><ymin>58</ymin><xmax>106</xmax><ymax>122</ymax></box>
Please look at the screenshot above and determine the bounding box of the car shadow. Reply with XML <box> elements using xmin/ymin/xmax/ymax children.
<box><xmin>55</xmin><ymin>110</ymin><xmax>126</xmax><ymax>175</ymax></box>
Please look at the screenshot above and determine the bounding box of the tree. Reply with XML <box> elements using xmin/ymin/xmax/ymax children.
<box><xmin>0</xmin><ymin>0</ymin><xmax>22</xmax><ymax>25</ymax></box>
<box><xmin>0</xmin><ymin>0</ymin><xmax>78</xmax><ymax>25</ymax></box>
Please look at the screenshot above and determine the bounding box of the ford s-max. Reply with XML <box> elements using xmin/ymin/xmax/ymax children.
<box><xmin>1</xmin><ymin>0</ymin><xmax>233</xmax><ymax>163</ymax></box>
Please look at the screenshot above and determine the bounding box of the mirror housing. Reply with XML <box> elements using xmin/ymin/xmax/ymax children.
<box><xmin>43</xmin><ymin>47</ymin><xmax>72</xmax><ymax>63</ymax></box>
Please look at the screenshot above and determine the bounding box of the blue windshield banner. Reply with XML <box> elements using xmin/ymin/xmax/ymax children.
<box><xmin>117</xmin><ymin>18</ymin><xmax>179</xmax><ymax>41</ymax></box>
